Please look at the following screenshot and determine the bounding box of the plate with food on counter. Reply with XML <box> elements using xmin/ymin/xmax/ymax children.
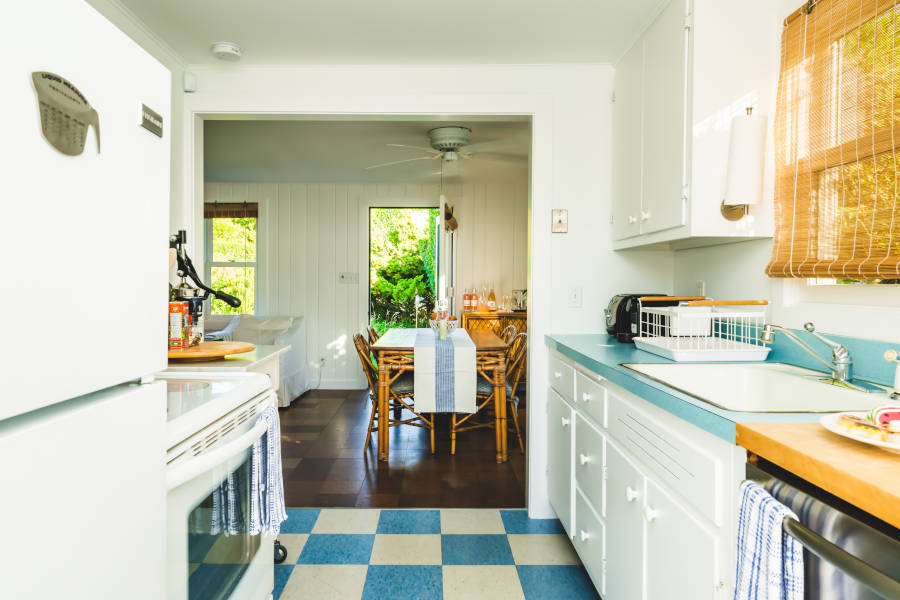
<box><xmin>820</xmin><ymin>406</ymin><xmax>900</xmax><ymax>454</ymax></box>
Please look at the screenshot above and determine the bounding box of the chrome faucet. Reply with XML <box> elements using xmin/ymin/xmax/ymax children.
<box><xmin>760</xmin><ymin>322</ymin><xmax>853</xmax><ymax>383</ymax></box>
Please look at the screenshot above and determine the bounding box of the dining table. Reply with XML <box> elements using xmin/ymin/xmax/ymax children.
<box><xmin>370</xmin><ymin>327</ymin><xmax>509</xmax><ymax>463</ymax></box>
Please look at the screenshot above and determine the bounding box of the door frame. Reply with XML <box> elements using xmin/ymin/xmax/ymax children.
<box><xmin>178</xmin><ymin>96</ymin><xmax>553</xmax><ymax>517</ymax></box>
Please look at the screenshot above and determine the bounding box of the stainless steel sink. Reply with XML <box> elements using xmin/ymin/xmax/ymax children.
<box><xmin>621</xmin><ymin>362</ymin><xmax>890</xmax><ymax>413</ymax></box>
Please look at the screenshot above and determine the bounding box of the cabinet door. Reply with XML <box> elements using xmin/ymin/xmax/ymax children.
<box><xmin>547</xmin><ymin>389</ymin><xmax>574</xmax><ymax>536</ymax></box>
<box><xmin>605</xmin><ymin>439</ymin><xmax>645</xmax><ymax>600</ymax></box>
<box><xmin>640</xmin><ymin>0</ymin><xmax>689</xmax><ymax>234</ymax></box>
<box><xmin>644</xmin><ymin>478</ymin><xmax>720</xmax><ymax>600</ymax></box>
<box><xmin>612</xmin><ymin>39</ymin><xmax>644</xmax><ymax>240</ymax></box>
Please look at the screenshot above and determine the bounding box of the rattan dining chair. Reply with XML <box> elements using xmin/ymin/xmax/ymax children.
<box><xmin>367</xmin><ymin>326</ymin><xmax>380</xmax><ymax>344</ymax></box>
<box><xmin>499</xmin><ymin>324</ymin><xmax>517</xmax><ymax>344</ymax></box>
<box><xmin>353</xmin><ymin>333</ymin><xmax>435</xmax><ymax>455</ymax></box>
<box><xmin>450</xmin><ymin>332</ymin><xmax>528</xmax><ymax>454</ymax></box>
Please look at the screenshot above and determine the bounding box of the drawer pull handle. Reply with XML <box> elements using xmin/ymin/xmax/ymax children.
<box><xmin>640</xmin><ymin>210</ymin><xmax>652</xmax><ymax>222</ymax></box>
<box><xmin>581</xmin><ymin>392</ymin><xmax>592</xmax><ymax>403</ymax></box>
<box><xmin>579</xmin><ymin>530</ymin><xmax>591</xmax><ymax>542</ymax></box>
<box><xmin>644</xmin><ymin>505</ymin><xmax>658</xmax><ymax>523</ymax></box>
<box><xmin>579</xmin><ymin>453</ymin><xmax>591</xmax><ymax>466</ymax></box>
<box><xmin>628</xmin><ymin>215</ymin><xmax>638</xmax><ymax>225</ymax></box>
<box><xmin>553</xmin><ymin>371</ymin><xmax>562</xmax><ymax>379</ymax></box>
<box><xmin>625</xmin><ymin>486</ymin><xmax>639</xmax><ymax>502</ymax></box>
<box><xmin>561</xmin><ymin>416</ymin><xmax>570</xmax><ymax>427</ymax></box>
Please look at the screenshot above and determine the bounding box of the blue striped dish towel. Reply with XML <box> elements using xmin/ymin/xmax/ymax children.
<box><xmin>734</xmin><ymin>480</ymin><xmax>804</xmax><ymax>600</ymax></box>
<box><xmin>210</xmin><ymin>473</ymin><xmax>243</xmax><ymax>535</ymax></box>
<box><xmin>249</xmin><ymin>405</ymin><xmax>288</xmax><ymax>535</ymax></box>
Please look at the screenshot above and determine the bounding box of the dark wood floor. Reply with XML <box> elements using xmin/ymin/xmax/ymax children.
<box><xmin>278</xmin><ymin>388</ymin><xmax>526</xmax><ymax>508</ymax></box>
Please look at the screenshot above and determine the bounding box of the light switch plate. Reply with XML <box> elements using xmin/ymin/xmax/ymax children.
<box><xmin>568</xmin><ymin>285</ymin><xmax>583</xmax><ymax>308</ymax></box>
<box><xmin>552</xmin><ymin>209</ymin><xmax>568</xmax><ymax>233</ymax></box>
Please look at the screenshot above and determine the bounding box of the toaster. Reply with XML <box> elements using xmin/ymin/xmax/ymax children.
<box><xmin>605</xmin><ymin>294</ymin><xmax>677</xmax><ymax>343</ymax></box>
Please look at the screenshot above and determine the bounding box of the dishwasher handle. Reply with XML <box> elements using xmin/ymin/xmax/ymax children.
<box><xmin>783</xmin><ymin>516</ymin><xmax>900</xmax><ymax>600</ymax></box>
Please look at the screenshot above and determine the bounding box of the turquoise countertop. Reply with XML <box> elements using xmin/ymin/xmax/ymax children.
<box><xmin>545</xmin><ymin>333</ymin><xmax>825</xmax><ymax>444</ymax></box>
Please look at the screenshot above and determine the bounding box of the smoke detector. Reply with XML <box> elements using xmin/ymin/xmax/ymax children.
<box><xmin>211</xmin><ymin>42</ymin><xmax>242</xmax><ymax>62</ymax></box>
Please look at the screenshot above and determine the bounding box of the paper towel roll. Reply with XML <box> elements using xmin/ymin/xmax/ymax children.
<box><xmin>723</xmin><ymin>111</ymin><xmax>767</xmax><ymax>206</ymax></box>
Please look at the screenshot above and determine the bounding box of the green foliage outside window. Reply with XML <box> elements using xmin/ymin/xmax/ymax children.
<box><xmin>369</xmin><ymin>208</ymin><xmax>439</xmax><ymax>334</ymax></box>
<box><xmin>208</xmin><ymin>217</ymin><xmax>256</xmax><ymax>314</ymax></box>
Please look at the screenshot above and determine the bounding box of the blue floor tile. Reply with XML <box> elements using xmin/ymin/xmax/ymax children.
<box><xmin>441</xmin><ymin>534</ymin><xmax>515</xmax><ymax>565</ymax></box>
<box><xmin>500</xmin><ymin>510</ymin><xmax>566</xmax><ymax>534</ymax></box>
<box><xmin>517</xmin><ymin>565</ymin><xmax>600</xmax><ymax>600</ymax></box>
<box><xmin>361</xmin><ymin>565</ymin><xmax>442</xmax><ymax>600</ymax></box>
<box><xmin>377</xmin><ymin>509</ymin><xmax>441</xmax><ymax>534</ymax></box>
<box><xmin>273</xmin><ymin>564</ymin><xmax>293</xmax><ymax>600</ymax></box>
<box><xmin>280</xmin><ymin>508</ymin><xmax>321</xmax><ymax>533</ymax></box>
<box><xmin>297</xmin><ymin>534</ymin><xmax>375</xmax><ymax>564</ymax></box>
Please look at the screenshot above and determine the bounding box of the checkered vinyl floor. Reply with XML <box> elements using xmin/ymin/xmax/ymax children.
<box><xmin>267</xmin><ymin>508</ymin><xmax>600</xmax><ymax>599</ymax></box>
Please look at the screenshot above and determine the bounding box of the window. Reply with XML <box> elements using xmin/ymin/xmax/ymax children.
<box><xmin>204</xmin><ymin>202</ymin><xmax>257</xmax><ymax>314</ymax></box>
<box><xmin>767</xmin><ymin>0</ymin><xmax>900</xmax><ymax>282</ymax></box>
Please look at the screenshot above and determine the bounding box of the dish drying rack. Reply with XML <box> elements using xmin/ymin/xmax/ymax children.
<box><xmin>633</xmin><ymin>297</ymin><xmax>771</xmax><ymax>362</ymax></box>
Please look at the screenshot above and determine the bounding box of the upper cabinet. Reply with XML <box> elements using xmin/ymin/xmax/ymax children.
<box><xmin>611</xmin><ymin>0</ymin><xmax>779</xmax><ymax>249</ymax></box>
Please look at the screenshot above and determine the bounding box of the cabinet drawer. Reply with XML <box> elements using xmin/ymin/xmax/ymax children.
<box><xmin>575</xmin><ymin>370</ymin><xmax>607</xmax><ymax>428</ymax></box>
<box><xmin>606</xmin><ymin>386</ymin><xmax>722</xmax><ymax>525</ymax></box>
<box><xmin>573</xmin><ymin>488</ymin><xmax>605</xmax><ymax>596</ymax></box>
<box><xmin>548</xmin><ymin>355</ymin><xmax>575</xmax><ymax>402</ymax></box>
<box><xmin>547</xmin><ymin>388</ymin><xmax>574</xmax><ymax>536</ymax></box>
<box><xmin>574</xmin><ymin>413</ymin><xmax>605</xmax><ymax>517</ymax></box>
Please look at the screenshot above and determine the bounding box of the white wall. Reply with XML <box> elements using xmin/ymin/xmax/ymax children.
<box><xmin>176</xmin><ymin>64</ymin><xmax>675</xmax><ymax>517</ymax></box>
<box><xmin>205</xmin><ymin>180</ymin><xmax>529</xmax><ymax>388</ymax></box>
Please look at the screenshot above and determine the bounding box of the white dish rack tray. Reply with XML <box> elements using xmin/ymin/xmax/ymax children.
<box><xmin>632</xmin><ymin>297</ymin><xmax>771</xmax><ymax>362</ymax></box>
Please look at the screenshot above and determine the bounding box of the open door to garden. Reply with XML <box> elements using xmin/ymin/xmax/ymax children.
<box><xmin>368</xmin><ymin>207</ymin><xmax>440</xmax><ymax>334</ymax></box>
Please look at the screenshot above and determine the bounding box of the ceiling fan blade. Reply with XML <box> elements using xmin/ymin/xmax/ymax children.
<box><xmin>386</xmin><ymin>143</ymin><xmax>441</xmax><ymax>154</ymax></box>
<box><xmin>459</xmin><ymin>139</ymin><xmax>520</xmax><ymax>154</ymax></box>
<box><xmin>472</xmin><ymin>152</ymin><xmax>528</xmax><ymax>165</ymax></box>
<box><xmin>365</xmin><ymin>156</ymin><xmax>437</xmax><ymax>170</ymax></box>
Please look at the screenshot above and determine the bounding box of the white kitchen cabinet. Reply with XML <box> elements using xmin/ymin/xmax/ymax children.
<box><xmin>640</xmin><ymin>0</ymin><xmax>689</xmax><ymax>235</ymax></box>
<box><xmin>547</xmin><ymin>349</ymin><xmax>745</xmax><ymax>599</ymax></box>
<box><xmin>645</xmin><ymin>478</ymin><xmax>721</xmax><ymax>599</ymax></box>
<box><xmin>547</xmin><ymin>388</ymin><xmax>575</xmax><ymax>536</ymax></box>
<box><xmin>604</xmin><ymin>439</ymin><xmax>645</xmax><ymax>600</ymax></box>
<box><xmin>611</xmin><ymin>0</ymin><xmax>779</xmax><ymax>249</ymax></box>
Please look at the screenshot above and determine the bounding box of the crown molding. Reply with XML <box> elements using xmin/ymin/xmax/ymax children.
<box><xmin>86</xmin><ymin>0</ymin><xmax>186</xmax><ymax>69</ymax></box>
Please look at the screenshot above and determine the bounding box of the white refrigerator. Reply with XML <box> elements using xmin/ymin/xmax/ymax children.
<box><xmin>0</xmin><ymin>1</ymin><xmax>172</xmax><ymax>598</ymax></box>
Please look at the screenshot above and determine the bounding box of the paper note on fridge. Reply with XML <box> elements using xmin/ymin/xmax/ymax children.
<box><xmin>31</xmin><ymin>71</ymin><xmax>100</xmax><ymax>155</ymax></box>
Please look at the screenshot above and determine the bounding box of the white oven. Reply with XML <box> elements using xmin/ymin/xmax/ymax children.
<box><xmin>160</xmin><ymin>372</ymin><xmax>277</xmax><ymax>600</ymax></box>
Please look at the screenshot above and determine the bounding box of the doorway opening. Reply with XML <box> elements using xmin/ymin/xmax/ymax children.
<box><xmin>368</xmin><ymin>207</ymin><xmax>440</xmax><ymax>336</ymax></box>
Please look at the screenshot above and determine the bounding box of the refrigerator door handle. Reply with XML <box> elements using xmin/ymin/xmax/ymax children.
<box><xmin>165</xmin><ymin>420</ymin><xmax>268</xmax><ymax>492</ymax></box>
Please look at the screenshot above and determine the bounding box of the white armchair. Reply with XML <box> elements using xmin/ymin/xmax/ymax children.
<box><xmin>205</xmin><ymin>314</ymin><xmax>310</xmax><ymax>406</ymax></box>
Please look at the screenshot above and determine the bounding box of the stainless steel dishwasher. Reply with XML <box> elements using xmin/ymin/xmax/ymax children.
<box><xmin>748</xmin><ymin>461</ymin><xmax>900</xmax><ymax>600</ymax></box>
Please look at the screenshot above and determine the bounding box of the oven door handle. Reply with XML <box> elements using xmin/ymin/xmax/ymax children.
<box><xmin>166</xmin><ymin>420</ymin><xmax>268</xmax><ymax>492</ymax></box>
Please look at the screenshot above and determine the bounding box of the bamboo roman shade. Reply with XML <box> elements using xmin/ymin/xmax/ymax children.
<box><xmin>203</xmin><ymin>202</ymin><xmax>258</xmax><ymax>219</ymax></box>
<box><xmin>767</xmin><ymin>0</ymin><xmax>900</xmax><ymax>279</ymax></box>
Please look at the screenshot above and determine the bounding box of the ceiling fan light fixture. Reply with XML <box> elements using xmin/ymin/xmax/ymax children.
<box><xmin>442</xmin><ymin>151</ymin><xmax>459</xmax><ymax>162</ymax></box>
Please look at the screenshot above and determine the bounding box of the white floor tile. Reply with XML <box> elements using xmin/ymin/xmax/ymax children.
<box><xmin>277</xmin><ymin>534</ymin><xmax>309</xmax><ymax>564</ymax></box>
<box><xmin>440</xmin><ymin>509</ymin><xmax>505</xmax><ymax>534</ymax></box>
<box><xmin>370</xmin><ymin>534</ymin><xmax>442</xmax><ymax>565</ymax></box>
<box><xmin>442</xmin><ymin>565</ymin><xmax>525</xmax><ymax>600</ymax></box>
<box><xmin>507</xmin><ymin>534</ymin><xmax>580</xmax><ymax>565</ymax></box>
<box><xmin>312</xmin><ymin>509</ymin><xmax>381</xmax><ymax>534</ymax></box>
<box><xmin>279</xmin><ymin>565</ymin><xmax>367</xmax><ymax>600</ymax></box>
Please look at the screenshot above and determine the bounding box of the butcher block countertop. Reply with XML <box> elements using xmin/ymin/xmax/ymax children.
<box><xmin>737</xmin><ymin>421</ymin><xmax>900</xmax><ymax>529</ymax></box>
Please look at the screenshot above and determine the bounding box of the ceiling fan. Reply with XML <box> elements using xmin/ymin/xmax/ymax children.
<box><xmin>365</xmin><ymin>126</ymin><xmax>527</xmax><ymax>171</ymax></box>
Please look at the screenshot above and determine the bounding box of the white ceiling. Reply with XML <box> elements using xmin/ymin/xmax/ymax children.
<box><xmin>118</xmin><ymin>0</ymin><xmax>663</xmax><ymax>65</ymax></box>
<box><xmin>203</xmin><ymin>118</ymin><xmax>531</xmax><ymax>183</ymax></box>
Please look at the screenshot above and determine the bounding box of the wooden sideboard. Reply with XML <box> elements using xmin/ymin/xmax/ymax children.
<box><xmin>461</xmin><ymin>311</ymin><xmax>527</xmax><ymax>337</ymax></box>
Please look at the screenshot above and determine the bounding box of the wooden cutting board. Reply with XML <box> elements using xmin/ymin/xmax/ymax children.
<box><xmin>168</xmin><ymin>341</ymin><xmax>255</xmax><ymax>361</ymax></box>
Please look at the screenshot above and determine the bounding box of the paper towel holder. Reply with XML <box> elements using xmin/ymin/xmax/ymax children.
<box><xmin>721</xmin><ymin>106</ymin><xmax>763</xmax><ymax>221</ymax></box>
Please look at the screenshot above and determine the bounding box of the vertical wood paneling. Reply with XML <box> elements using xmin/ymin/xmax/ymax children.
<box><xmin>208</xmin><ymin>179</ymin><xmax>526</xmax><ymax>388</ymax></box>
